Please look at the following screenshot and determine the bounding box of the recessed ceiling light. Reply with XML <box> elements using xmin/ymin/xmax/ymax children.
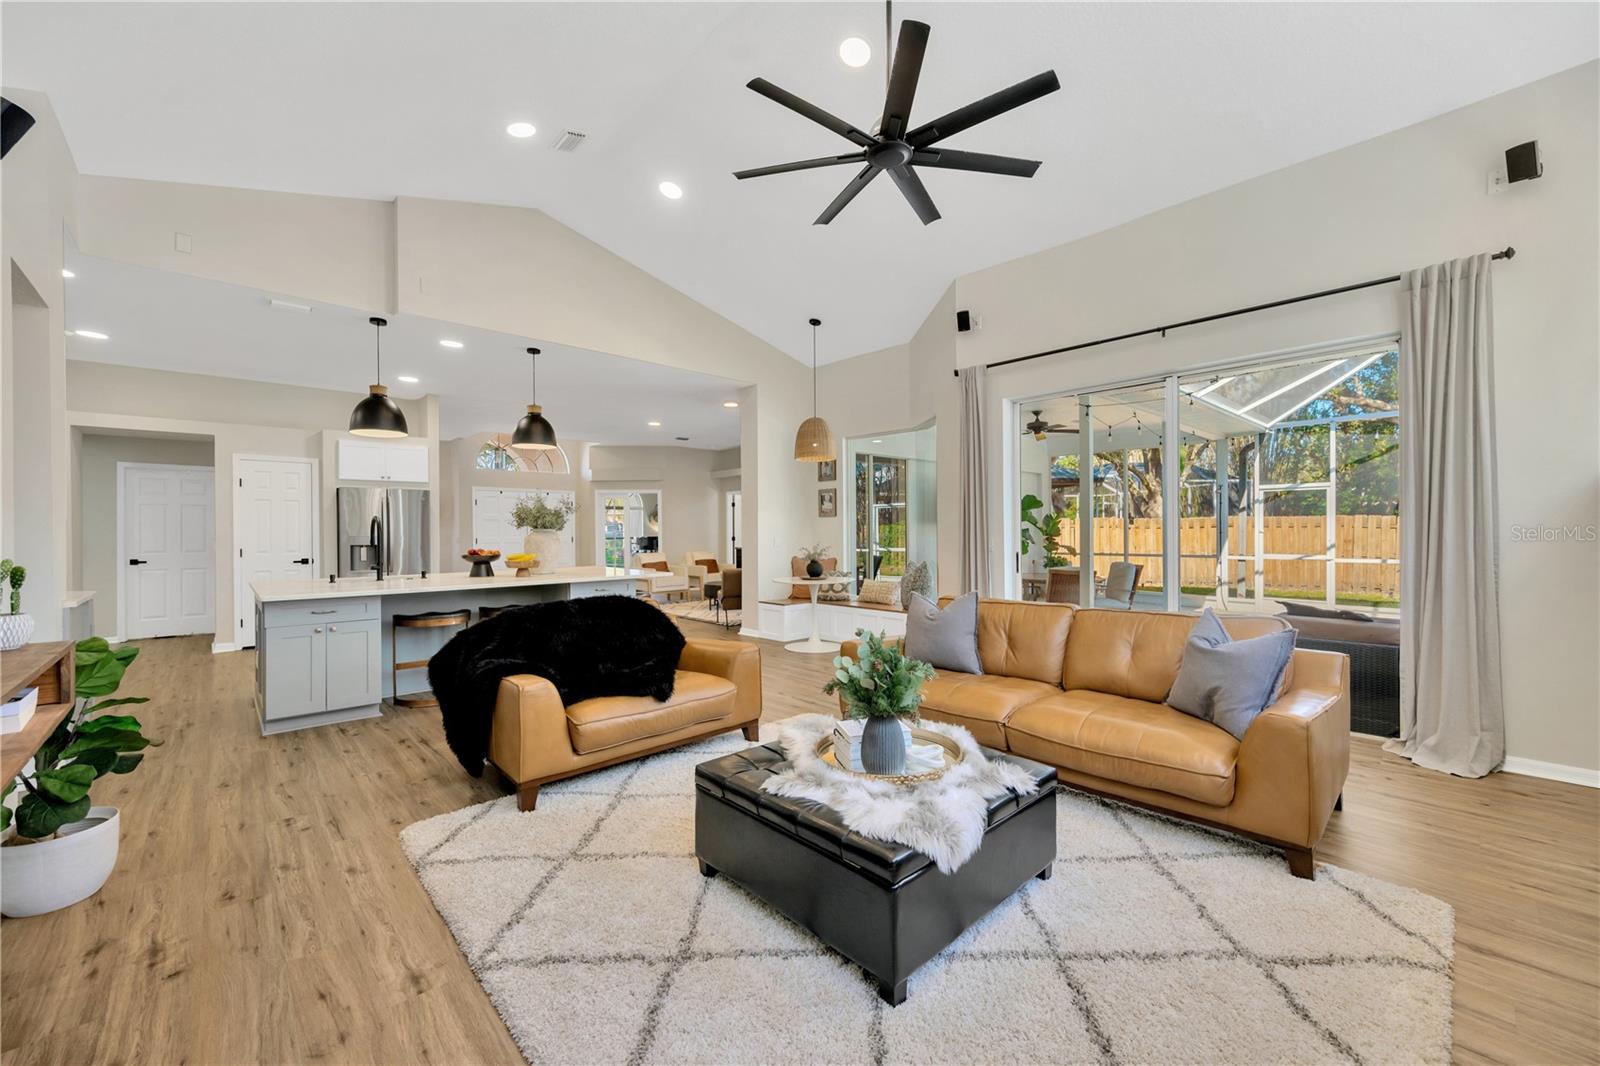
<box><xmin>506</xmin><ymin>121</ymin><xmax>537</xmax><ymax>138</ymax></box>
<box><xmin>73</xmin><ymin>329</ymin><xmax>109</xmax><ymax>340</ymax></box>
<box><xmin>397</xmin><ymin>375</ymin><xmax>419</xmax><ymax>384</ymax></box>
<box><xmin>658</xmin><ymin>181</ymin><xmax>684</xmax><ymax>200</ymax></box>
<box><xmin>439</xmin><ymin>339</ymin><xmax>464</xmax><ymax>349</ymax></box>
<box><xmin>648</xmin><ymin>420</ymin><xmax>662</xmax><ymax>427</ymax></box>
<box><xmin>722</xmin><ymin>401</ymin><xmax>739</xmax><ymax>409</ymax></box>
<box><xmin>61</xmin><ymin>268</ymin><xmax>75</xmax><ymax>279</ymax></box>
<box><xmin>839</xmin><ymin>37</ymin><xmax>871</xmax><ymax>68</ymax></box>
<box><xmin>871</xmin><ymin>439</ymin><xmax>883</xmax><ymax>444</ymax></box>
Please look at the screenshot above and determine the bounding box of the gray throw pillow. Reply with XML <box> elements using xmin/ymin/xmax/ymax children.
<box><xmin>903</xmin><ymin>592</ymin><xmax>982</xmax><ymax>674</ymax></box>
<box><xmin>1167</xmin><ymin>609</ymin><xmax>1295</xmax><ymax>740</ymax></box>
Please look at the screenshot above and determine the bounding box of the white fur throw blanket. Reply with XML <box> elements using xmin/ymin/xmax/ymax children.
<box><xmin>760</xmin><ymin>714</ymin><xmax>1044</xmax><ymax>874</ymax></box>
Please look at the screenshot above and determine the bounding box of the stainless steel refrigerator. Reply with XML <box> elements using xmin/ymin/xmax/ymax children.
<box><xmin>336</xmin><ymin>487</ymin><xmax>430</xmax><ymax>578</ymax></box>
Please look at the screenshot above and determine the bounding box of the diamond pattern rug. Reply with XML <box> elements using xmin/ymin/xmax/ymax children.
<box><xmin>402</xmin><ymin>730</ymin><xmax>1452</xmax><ymax>1065</ymax></box>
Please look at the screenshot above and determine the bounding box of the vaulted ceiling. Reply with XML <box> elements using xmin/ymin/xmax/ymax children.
<box><xmin>7</xmin><ymin>2</ymin><xmax>1596</xmax><ymax>363</ymax></box>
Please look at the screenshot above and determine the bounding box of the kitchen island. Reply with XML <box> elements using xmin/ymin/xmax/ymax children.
<box><xmin>251</xmin><ymin>566</ymin><xmax>646</xmax><ymax>735</ymax></box>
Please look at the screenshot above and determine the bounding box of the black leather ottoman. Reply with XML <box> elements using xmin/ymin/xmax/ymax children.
<box><xmin>694</xmin><ymin>741</ymin><xmax>1057</xmax><ymax>1005</ymax></box>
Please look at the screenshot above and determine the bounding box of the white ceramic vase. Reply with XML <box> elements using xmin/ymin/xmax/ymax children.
<box><xmin>0</xmin><ymin>806</ymin><xmax>121</xmax><ymax>917</ymax></box>
<box><xmin>0</xmin><ymin>613</ymin><xmax>34</xmax><ymax>651</ymax></box>
<box><xmin>522</xmin><ymin>529</ymin><xmax>562</xmax><ymax>574</ymax></box>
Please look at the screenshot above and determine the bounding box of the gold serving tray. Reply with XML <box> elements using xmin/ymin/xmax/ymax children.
<box><xmin>817</xmin><ymin>726</ymin><xmax>963</xmax><ymax>785</ymax></box>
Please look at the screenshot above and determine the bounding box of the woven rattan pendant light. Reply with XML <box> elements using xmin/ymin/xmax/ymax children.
<box><xmin>794</xmin><ymin>317</ymin><xmax>835</xmax><ymax>462</ymax></box>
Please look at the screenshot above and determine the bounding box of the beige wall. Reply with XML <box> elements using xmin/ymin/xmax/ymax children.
<box><xmin>588</xmin><ymin>445</ymin><xmax>722</xmax><ymax>564</ymax></box>
<box><xmin>66</xmin><ymin>361</ymin><xmax>439</xmax><ymax>647</ymax></box>
<box><xmin>77</xmin><ymin>432</ymin><xmax>214</xmax><ymax>636</ymax></box>
<box><xmin>838</xmin><ymin>62</ymin><xmax>1597</xmax><ymax>771</ymax></box>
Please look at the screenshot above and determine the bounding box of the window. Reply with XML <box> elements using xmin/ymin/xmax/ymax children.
<box><xmin>475</xmin><ymin>434</ymin><xmax>570</xmax><ymax>474</ymax></box>
<box><xmin>1014</xmin><ymin>344</ymin><xmax>1400</xmax><ymax>616</ymax></box>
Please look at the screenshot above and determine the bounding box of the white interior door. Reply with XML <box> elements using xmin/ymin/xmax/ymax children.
<box><xmin>121</xmin><ymin>463</ymin><xmax>215</xmax><ymax>640</ymax></box>
<box><xmin>473</xmin><ymin>488</ymin><xmax>576</xmax><ymax>565</ymax></box>
<box><xmin>235</xmin><ymin>456</ymin><xmax>319</xmax><ymax>648</ymax></box>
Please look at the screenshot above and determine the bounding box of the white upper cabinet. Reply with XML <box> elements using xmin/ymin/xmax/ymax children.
<box><xmin>337</xmin><ymin>439</ymin><xmax>429</xmax><ymax>483</ymax></box>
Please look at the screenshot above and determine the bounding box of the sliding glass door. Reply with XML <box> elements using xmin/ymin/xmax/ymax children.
<box><xmin>853</xmin><ymin>454</ymin><xmax>908</xmax><ymax>591</ymax></box>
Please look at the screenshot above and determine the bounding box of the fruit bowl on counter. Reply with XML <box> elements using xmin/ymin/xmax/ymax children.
<box><xmin>506</xmin><ymin>553</ymin><xmax>541</xmax><ymax>577</ymax></box>
<box><xmin>463</xmin><ymin>549</ymin><xmax>500</xmax><ymax>577</ymax></box>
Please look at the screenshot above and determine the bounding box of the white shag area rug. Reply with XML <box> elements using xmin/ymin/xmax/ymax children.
<box><xmin>402</xmin><ymin>729</ymin><xmax>1453</xmax><ymax>1066</ymax></box>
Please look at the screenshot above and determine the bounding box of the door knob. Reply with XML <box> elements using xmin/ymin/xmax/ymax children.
<box><xmin>128</xmin><ymin>559</ymin><xmax>148</xmax><ymax>566</ymax></box>
<box><xmin>293</xmin><ymin>558</ymin><xmax>312</xmax><ymax>565</ymax></box>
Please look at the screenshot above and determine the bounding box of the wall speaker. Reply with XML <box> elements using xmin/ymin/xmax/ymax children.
<box><xmin>955</xmin><ymin>309</ymin><xmax>973</xmax><ymax>333</ymax></box>
<box><xmin>1</xmin><ymin>98</ymin><xmax>37</xmax><ymax>160</ymax></box>
<box><xmin>1505</xmin><ymin>141</ymin><xmax>1542</xmax><ymax>184</ymax></box>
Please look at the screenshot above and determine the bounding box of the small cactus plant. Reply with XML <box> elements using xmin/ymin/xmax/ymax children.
<box><xmin>0</xmin><ymin>558</ymin><xmax>23</xmax><ymax>615</ymax></box>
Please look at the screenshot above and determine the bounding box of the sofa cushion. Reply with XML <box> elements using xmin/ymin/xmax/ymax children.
<box><xmin>905</xmin><ymin>592</ymin><xmax>982</xmax><ymax>673</ymax></box>
<box><xmin>934</xmin><ymin>596</ymin><xmax>1074</xmax><ymax>684</ymax></box>
<box><xmin>1062</xmin><ymin>609</ymin><xmax>1291</xmax><ymax>701</ymax></box>
<box><xmin>1006</xmin><ymin>690</ymin><xmax>1239</xmax><ymax>806</ymax></box>
<box><xmin>916</xmin><ymin>671</ymin><xmax>1061</xmax><ymax>749</ymax></box>
<box><xmin>567</xmin><ymin>670</ymin><xmax>735</xmax><ymax>754</ymax></box>
<box><xmin>1167</xmin><ymin>611</ymin><xmax>1297</xmax><ymax>740</ymax></box>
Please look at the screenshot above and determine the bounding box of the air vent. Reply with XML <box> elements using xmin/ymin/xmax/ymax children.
<box><xmin>553</xmin><ymin>130</ymin><xmax>587</xmax><ymax>152</ymax></box>
<box><xmin>268</xmin><ymin>298</ymin><xmax>312</xmax><ymax>314</ymax></box>
<box><xmin>674</xmin><ymin>436</ymin><xmax>690</xmax><ymax>442</ymax></box>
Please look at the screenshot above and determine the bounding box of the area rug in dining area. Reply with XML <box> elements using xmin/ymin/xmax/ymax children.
<box><xmin>658</xmin><ymin>597</ymin><xmax>740</xmax><ymax>628</ymax></box>
<box><xmin>401</xmin><ymin>730</ymin><xmax>1453</xmax><ymax>1065</ymax></box>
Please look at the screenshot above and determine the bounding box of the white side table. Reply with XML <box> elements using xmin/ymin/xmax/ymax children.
<box><xmin>772</xmin><ymin>574</ymin><xmax>852</xmax><ymax>653</ymax></box>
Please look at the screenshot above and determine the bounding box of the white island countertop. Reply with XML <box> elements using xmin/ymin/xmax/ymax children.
<box><xmin>252</xmin><ymin>566</ymin><xmax>648</xmax><ymax>603</ymax></box>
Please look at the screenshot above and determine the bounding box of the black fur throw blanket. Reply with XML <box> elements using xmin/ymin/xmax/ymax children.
<box><xmin>428</xmin><ymin>595</ymin><xmax>686</xmax><ymax>775</ymax></box>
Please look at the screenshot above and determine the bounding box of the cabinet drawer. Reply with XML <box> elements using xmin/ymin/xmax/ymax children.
<box><xmin>261</xmin><ymin>597</ymin><xmax>379</xmax><ymax>629</ymax></box>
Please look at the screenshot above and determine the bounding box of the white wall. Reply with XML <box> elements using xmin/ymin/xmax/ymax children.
<box><xmin>848</xmin><ymin>62</ymin><xmax>1598</xmax><ymax>771</ymax></box>
<box><xmin>77</xmin><ymin>432</ymin><xmax>214</xmax><ymax>635</ymax></box>
<box><xmin>588</xmin><ymin>445</ymin><xmax>722</xmax><ymax>563</ymax></box>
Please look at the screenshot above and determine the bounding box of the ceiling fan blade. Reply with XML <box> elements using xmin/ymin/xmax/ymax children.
<box><xmin>888</xmin><ymin>165</ymin><xmax>941</xmax><ymax>226</ymax></box>
<box><xmin>746</xmin><ymin>78</ymin><xmax>875</xmax><ymax>147</ymax></box>
<box><xmin>906</xmin><ymin>70</ymin><xmax>1061</xmax><ymax>148</ymax></box>
<box><xmin>813</xmin><ymin>165</ymin><xmax>879</xmax><ymax>225</ymax></box>
<box><xmin>879</xmin><ymin>20</ymin><xmax>930</xmax><ymax>141</ymax></box>
<box><xmin>910</xmin><ymin>147</ymin><xmax>1041</xmax><ymax>178</ymax></box>
<box><xmin>734</xmin><ymin>152</ymin><xmax>867</xmax><ymax>180</ymax></box>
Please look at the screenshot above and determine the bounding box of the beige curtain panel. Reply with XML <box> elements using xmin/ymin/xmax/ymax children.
<box><xmin>1387</xmin><ymin>253</ymin><xmax>1506</xmax><ymax>777</ymax></box>
<box><xmin>958</xmin><ymin>366</ymin><xmax>990</xmax><ymax>596</ymax></box>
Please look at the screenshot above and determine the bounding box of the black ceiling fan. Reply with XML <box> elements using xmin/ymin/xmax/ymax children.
<box><xmin>733</xmin><ymin>12</ymin><xmax>1059</xmax><ymax>225</ymax></box>
<box><xmin>1024</xmin><ymin>410</ymin><xmax>1077</xmax><ymax>440</ymax></box>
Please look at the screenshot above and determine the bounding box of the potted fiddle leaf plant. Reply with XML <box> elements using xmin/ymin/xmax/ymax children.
<box><xmin>0</xmin><ymin>638</ymin><xmax>154</xmax><ymax>917</ymax></box>
<box><xmin>511</xmin><ymin>495</ymin><xmax>575</xmax><ymax>574</ymax></box>
<box><xmin>0</xmin><ymin>559</ymin><xmax>32</xmax><ymax>651</ymax></box>
<box><xmin>824</xmin><ymin>629</ymin><xmax>935</xmax><ymax>774</ymax></box>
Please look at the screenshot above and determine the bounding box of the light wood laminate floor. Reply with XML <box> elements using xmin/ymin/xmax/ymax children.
<box><xmin>2</xmin><ymin>627</ymin><xmax>1595</xmax><ymax>1065</ymax></box>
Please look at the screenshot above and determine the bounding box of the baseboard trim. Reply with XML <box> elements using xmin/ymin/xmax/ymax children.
<box><xmin>211</xmin><ymin>641</ymin><xmax>239</xmax><ymax>655</ymax></box>
<box><xmin>737</xmin><ymin>625</ymin><xmax>765</xmax><ymax>641</ymax></box>
<box><xmin>1502</xmin><ymin>756</ymin><xmax>1600</xmax><ymax>788</ymax></box>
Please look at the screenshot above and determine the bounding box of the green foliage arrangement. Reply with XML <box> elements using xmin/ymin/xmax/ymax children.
<box><xmin>511</xmin><ymin>496</ymin><xmax>576</xmax><ymax>531</ymax></box>
<box><xmin>824</xmin><ymin>630</ymin><xmax>934</xmax><ymax>721</ymax></box>
<box><xmin>2</xmin><ymin>639</ymin><xmax>155</xmax><ymax>840</ymax></box>
<box><xmin>1020</xmin><ymin>495</ymin><xmax>1075</xmax><ymax>568</ymax></box>
<box><xmin>0</xmin><ymin>559</ymin><xmax>26</xmax><ymax>614</ymax></box>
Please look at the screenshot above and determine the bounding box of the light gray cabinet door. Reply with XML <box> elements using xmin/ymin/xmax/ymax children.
<box><xmin>324</xmin><ymin>619</ymin><xmax>382</xmax><ymax>710</ymax></box>
<box><xmin>262</xmin><ymin>623</ymin><xmax>327</xmax><ymax>720</ymax></box>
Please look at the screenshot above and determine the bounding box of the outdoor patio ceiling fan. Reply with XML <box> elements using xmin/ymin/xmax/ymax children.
<box><xmin>733</xmin><ymin>11</ymin><xmax>1060</xmax><ymax>225</ymax></box>
<box><xmin>1025</xmin><ymin>410</ymin><xmax>1077</xmax><ymax>440</ymax></box>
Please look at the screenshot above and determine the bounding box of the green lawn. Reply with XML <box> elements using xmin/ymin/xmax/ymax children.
<box><xmin>1167</xmin><ymin>584</ymin><xmax>1399</xmax><ymax>609</ymax></box>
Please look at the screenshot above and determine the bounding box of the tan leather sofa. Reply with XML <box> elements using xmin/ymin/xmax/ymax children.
<box><xmin>842</xmin><ymin>599</ymin><xmax>1350</xmax><ymax>878</ymax></box>
<box><xmin>490</xmin><ymin>640</ymin><xmax>762</xmax><ymax>810</ymax></box>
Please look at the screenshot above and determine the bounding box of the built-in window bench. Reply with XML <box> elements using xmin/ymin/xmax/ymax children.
<box><xmin>757</xmin><ymin>598</ymin><xmax>907</xmax><ymax>644</ymax></box>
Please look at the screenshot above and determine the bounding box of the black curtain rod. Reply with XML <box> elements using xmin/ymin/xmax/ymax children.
<box><xmin>954</xmin><ymin>246</ymin><xmax>1516</xmax><ymax>377</ymax></box>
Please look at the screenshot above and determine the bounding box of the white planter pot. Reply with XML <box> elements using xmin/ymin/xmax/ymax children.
<box><xmin>0</xmin><ymin>806</ymin><xmax>120</xmax><ymax>917</ymax></box>
<box><xmin>522</xmin><ymin>529</ymin><xmax>563</xmax><ymax>574</ymax></box>
<box><xmin>0</xmin><ymin>613</ymin><xmax>34</xmax><ymax>651</ymax></box>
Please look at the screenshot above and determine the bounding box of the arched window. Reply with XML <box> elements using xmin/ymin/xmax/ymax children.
<box><xmin>475</xmin><ymin>434</ymin><xmax>570</xmax><ymax>474</ymax></box>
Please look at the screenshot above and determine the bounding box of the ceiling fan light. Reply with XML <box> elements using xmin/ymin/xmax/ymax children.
<box><xmin>794</xmin><ymin>416</ymin><xmax>836</xmax><ymax>462</ymax></box>
<box><xmin>349</xmin><ymin>385</ymin><xmax>409</xmax><ymax>438</ymax></box>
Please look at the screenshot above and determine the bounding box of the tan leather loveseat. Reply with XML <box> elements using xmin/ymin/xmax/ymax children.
<box><xmin>842</xmin><ymin>599</ymin><xmax>1349</xmax><ymax>878</ymax></box>
<box><xmin>490</xmin><ymin>640</ymin><xmax>762</xmax><ymax>811</ymax></box>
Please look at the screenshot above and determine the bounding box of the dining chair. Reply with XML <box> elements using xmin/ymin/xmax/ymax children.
<box><xmin>1045</xmin><ymin>568</ymin><xmax>1080</xmax><ymax>604</ymax></box>
<box><xmin>1102</xmin><ymin>562</ymin><xmax>1144</xmax><ymax>608</ymax></box>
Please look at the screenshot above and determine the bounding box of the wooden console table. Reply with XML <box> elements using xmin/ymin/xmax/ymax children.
<box><xmin>1</xmin><ymin>642</ymin><xmax>76</xmax><ymax>782</ymax></box>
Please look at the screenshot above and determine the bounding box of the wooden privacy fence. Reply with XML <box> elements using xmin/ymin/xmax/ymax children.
<box><xmin>1055</xmin><ymin>515</ymin><xmax>1400</xmax><ymax>597</ymax></box>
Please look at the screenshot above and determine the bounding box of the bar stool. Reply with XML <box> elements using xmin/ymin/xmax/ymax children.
<box><xmin>391</xmin><ymin>609</ymin><xmax>470</xmax><ymax>707</ymax></box>
<box><xmin>477</xmin><ymin>604</ymin><xmax>510</xmax><ymax>623</ymax></box>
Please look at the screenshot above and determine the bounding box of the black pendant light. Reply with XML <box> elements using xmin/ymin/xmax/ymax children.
<box><xmin>511</xmin><ymin>347</ymin><xmax>558</xmax><ymax>450</ymax></box>
<box><xmin>348</xmin><ymin>316</ymin><xmax>409</xmax><ymax>438</ymax></box>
